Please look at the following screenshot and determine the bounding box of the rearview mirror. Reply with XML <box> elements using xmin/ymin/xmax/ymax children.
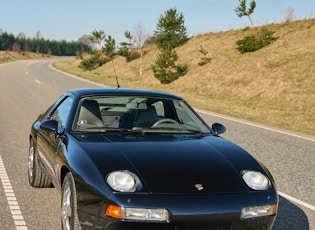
<box><xmin>212</xmin><ymin>123</ymin><xmax>226</xmax><ymax>135</ymax></box>
<box><xmin>40</xmin><ymin>120</ymin><xmax>60</xmax><ymax>137</ymax></box>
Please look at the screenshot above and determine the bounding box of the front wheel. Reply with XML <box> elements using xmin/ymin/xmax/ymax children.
<box><xmin>28</xmin><ymin>139</ymin><xmax>51</xmax><ymax>188</ymax></box>
<box><xmin>61</xmin><ymin>172</ymin><xmax>82</xmax><ymax>230</ymax></box>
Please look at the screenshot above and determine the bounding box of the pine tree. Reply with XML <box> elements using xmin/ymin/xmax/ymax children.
<box><xmin>234</xmin><ymin>0</ymin><xmax>256</xmax><ymax>28</ymax></box>
<box><xmin>154</xmin><ymin>8</ymin><xmax>188</xmax><ymax>49</ymax></box>
<box><xmin>151</xmin><ymin>46</ymin><xmax>188</xmax><ymax>84</ymax></box>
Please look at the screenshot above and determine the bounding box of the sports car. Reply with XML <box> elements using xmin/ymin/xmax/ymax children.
<box><xmin>28</xmin><ymin>87</ymin><xmax>278</xmax><ymax>230</ymax></box>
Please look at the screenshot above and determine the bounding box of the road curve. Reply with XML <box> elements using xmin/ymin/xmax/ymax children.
<box><xmin>0</xmin><ymin>58</ymin><xmax>314</xmax><ymax>230</ymax></box>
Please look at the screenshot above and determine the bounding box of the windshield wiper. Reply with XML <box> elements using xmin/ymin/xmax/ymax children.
<box><xmin>140</xmin><ymin>126</ymin><xmax>204</xmax><ymax>135</ymax></box>
<box><xmin>74</xmin><ymin>127</ymin><xmax>142</xmax><ymax>134</ymax></box>
<box><xmin>75</xmin><ymin>126</ymin><xmax>205</xmax><ymax>137</ymax></box>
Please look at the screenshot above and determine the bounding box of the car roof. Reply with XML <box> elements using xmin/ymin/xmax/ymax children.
<box><xmin>68</xmin><ymin>87</ymin><xmax>183</xmax><ymax>100</ymax></box>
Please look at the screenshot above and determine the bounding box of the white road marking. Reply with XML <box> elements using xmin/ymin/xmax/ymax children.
<box><xmin>197</xmin><ymin>109</ymin><xmax>315</xmax><ymax>211</ymax></box>
<box><xmin>50</xmin><ymin>62</ymin><xmax>106</xmax><ymax>87</ymax></box>
<box><xmin>278</xmin><ymin>191</ymin><xmax>315</xmax><ymax>211</ymax></box>
<box><xmin>0</xmin><ymin>155</ymin><xmax>28</xmax><ymax>230</ymax></box>
<box><xmin>34</xmin><ymin>79</ymin><xmax>41</xmax><ymax>84</ymax></box>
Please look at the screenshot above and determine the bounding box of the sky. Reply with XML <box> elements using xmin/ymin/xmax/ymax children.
<box><xmin>0</xmin><ymin>0</ymin><xmax>314</xmax><ymax>44</ymax></box>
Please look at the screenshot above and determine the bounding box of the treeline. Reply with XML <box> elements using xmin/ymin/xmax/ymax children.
<box><xmin>0</xmin><ymin>31</ymin><xmax>91</xmax><ymax>56</ymax></box>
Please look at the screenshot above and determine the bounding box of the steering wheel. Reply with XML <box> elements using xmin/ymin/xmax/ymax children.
<box><xmin>152</xmin><ymin>118</ymin><xmax>178</xmax><ymax>127</ymax></box>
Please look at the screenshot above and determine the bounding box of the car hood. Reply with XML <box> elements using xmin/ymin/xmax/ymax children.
<box><xmin>73</xmin><ymin>133</ymin><xmax>263</xmax><ymax>194</ymax></box>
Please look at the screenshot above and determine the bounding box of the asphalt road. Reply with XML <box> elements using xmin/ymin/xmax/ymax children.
<box><xmin>0</xmin><ymin>58</ymin><xmax>314</xmax><ymax>230</ymax></box>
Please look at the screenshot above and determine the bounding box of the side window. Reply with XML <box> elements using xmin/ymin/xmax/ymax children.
<box><xmin>151</xmin><ymin>101</ymin><xmax>165</xmax><ymax>118</ymax></box>
<box><xmin>50</xmin><ymin>97</ymin><xmax>73</xmax><ymax>130</ymax></box>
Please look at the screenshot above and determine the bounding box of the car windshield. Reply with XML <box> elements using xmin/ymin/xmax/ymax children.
<box><xmin>72</xmin><ymin>96</ymin><xmax>211</xmax><ymax>134</ymax></box>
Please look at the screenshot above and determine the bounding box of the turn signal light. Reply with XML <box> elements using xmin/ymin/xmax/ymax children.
<box><xmin>105</xmin><ymin>204</ymin><xmax>121</xmax><ymax>219</ymax></box>
<box><xmin>105</xmin><ymin>204</ymin><xmax>169</xmax><ymax>222</ymax></box>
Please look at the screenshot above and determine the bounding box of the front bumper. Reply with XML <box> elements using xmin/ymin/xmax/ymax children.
<box><xmin>78</xmin><ymin>214</ymin><xmax>276</xmax><ymax>230</ymax></box>
<box><xmin>77</xmin><ymin>190</ymin><xmax>278</xmax><ymax>230</ymax></box>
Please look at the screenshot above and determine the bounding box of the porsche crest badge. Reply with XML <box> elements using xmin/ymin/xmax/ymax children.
<box><xmin>195</xmin><ymin>184</ymin><xmax>204</xmax><ymax>191</ymax></box>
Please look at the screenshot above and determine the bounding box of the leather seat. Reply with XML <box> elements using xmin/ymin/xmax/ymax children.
<box><xmin>77</xmin><ymin>99</ymin><xmax>104</xmax><ymax>128</ymax></box>
<box><xmin>133</xmin><ymin>106</ymin><xmax>158</xmax><ymax>128</ymax></box>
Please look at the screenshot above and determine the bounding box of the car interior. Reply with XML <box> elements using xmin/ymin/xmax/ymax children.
<box><xmin>77</xmin><ymin>99</ymin><xmax>104</xmax><ymax>128</ymax></box>
<box><xmin>74</xmin><ymin>97</ymin><xmax>202</xmax><ymax>133</ymax></box>
<box><xmin>76</xmin><ymin>99</ymin><xmax>160</xmax><ymax>130</ymax></box>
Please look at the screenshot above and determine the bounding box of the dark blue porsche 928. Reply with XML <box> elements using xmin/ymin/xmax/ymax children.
<box><xmin>28</xmin><ymin>87</ymin><xmax>278</xmax><ymax>230</ymax></box>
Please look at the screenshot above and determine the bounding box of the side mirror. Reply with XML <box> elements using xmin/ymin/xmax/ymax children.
<box><xmin>40</xmin><ymin>120</ymin><xmax>60</xmax><ymax>137</ymax></box>
<box><xmin>212</xmin><ymin>123</ymin><xmax>226</xmax><ymax>135</ymax></box>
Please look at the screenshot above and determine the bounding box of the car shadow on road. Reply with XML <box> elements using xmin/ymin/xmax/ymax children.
<box><xmin>272</xmin><ymin>196</ymin><xmax>309</xmax><ymax>230</ymax></box>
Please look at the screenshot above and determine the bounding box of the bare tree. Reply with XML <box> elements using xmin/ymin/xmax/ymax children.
<box><xmin>35</xmin><ymin>30</ymin><xmax>42</xmax><ymax>39</ymax></box>
<box><xmin>133</xmin><ymin>23</ymin><xmax>149</xmax><ymax>76</ymax></box>
<box><xmin>24</xmin><ymin>43</ymin><xmax>30</xmax><ymax>53</ymax></box>
<box><xmin>17</xmin><ymin>32</ymin><xmax>26</xmax><ymax>40</ymax></box>
<box><xmin>283</xmin><ymin>7</ymin><xmax>296</xmax><ymax>23</ymax></box>
<box><xmin>12</xmin><ymin>42</ymin><xmax>21</xmax><ymax>52</ymax></box>
<box><xmin>78</xmin><ymin>34</ymin><xmax>93</xmax><ymax>48</ymax></box>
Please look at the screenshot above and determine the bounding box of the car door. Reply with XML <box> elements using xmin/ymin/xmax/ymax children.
<box><xmin>37</xmin><ymin>96</ymin><xmax>74</xmax><ymax>186</ymax></box>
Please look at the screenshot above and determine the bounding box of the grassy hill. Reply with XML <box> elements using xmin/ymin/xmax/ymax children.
<box><xmin>0</xmin><ymin>51</ymin><xmax>45</xmax><ymax>63</ymax></box>
<box><xmin>45</xmin><ymin>19</ymin><xmax>315</xmax><ymax>135</ymax></box>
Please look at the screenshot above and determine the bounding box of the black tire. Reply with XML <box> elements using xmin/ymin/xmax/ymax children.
<box><xmin>61</xmin><ymin>172</ymin><xmax>82</xmax><ymax>230</ymax></box>
<box><xmin>28</xmin><ymin>139</ymin><xmax>52</xmax><ymax>188</ymax></box>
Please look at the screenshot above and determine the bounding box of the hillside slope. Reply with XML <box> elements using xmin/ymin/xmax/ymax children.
<box><xmin>54</xmin><ymin>19</ymin><xmax>315</xmax><ymax>135</ymax></box>
<box><xmin>0</xmin><ymin>51</ymin><xmax>45</xmax><ymax>63</ymax></box>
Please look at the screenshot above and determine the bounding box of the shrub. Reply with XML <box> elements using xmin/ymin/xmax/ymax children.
<box><xmin>117</xmin><ymin>47</ymin><xmax>140</xmax><ymax>62</ymax></box>
<box><xmin>151</xmin><ymin>47</ymin><xmax>188</xmax><ymax>84</ymax></box>
<box><xmin>198</xmin><ymin>45</ymin><xmax>212</xmax><ymax>66</ymax></box>
<box><xmin>79</xmin><ymin>54</ymin><xmax>110</xmax><ymax>70</ymax></box>
<box><xmin>236</xmin><ymin>28</ymin><xmax>278</xmax><ymax>53</ymax></box>
<box><xmin>126</xmin><ymin>50</ymin><xmax>140</xmax><ymax>62</ymax></box>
